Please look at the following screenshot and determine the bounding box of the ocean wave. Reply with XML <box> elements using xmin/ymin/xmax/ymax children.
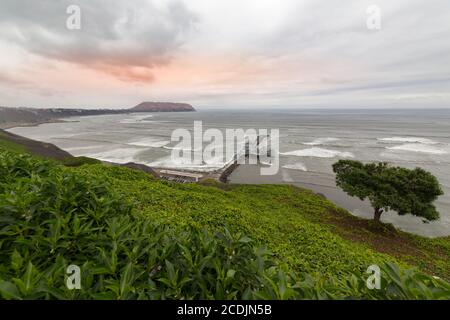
<box><xmin>119</xmin><ymin>114</ymin><xmax>154</xmax><ymax>124</ymax></box>
<box><xmin>119</xmin><ymin>119</ymin><xmax>154</xmax><ymax>124</ymax></box>
<box><xmin>386</xmin><ymin>143</ymin><xmax>448</xmax><ymax>155</ymax></box>
<box><xmin>281</xmin><ymin>147</ymin><xmax>354</xmax><ymax>158</ymax></box>
<box><xmin>303</xmin><ymin>137</ymin><xmax>340</xmax><ymax>146</ymax></box>
<box><xmin>163</xmin><ymin>145</ymin><xmax>203</xmax><ymax>152</ymax></box>
<box><xmin>146</xmin><ymin>156</ymin><xmax>225</xmax><ymax>172</ymax></box>
<box><xmin>282</xmin><ymin>163</ymin><xmax>308</xmax><ymax>171</ymax></box>
<box><xmin>281</xmin><ymin>170</ymin><xmax>294</xmax><ymax>183</ymax></box>
<box><xmin>163</xmin><ymin>143</ymin><xmax>247</xmax><ymax>153</ymax></box>
<box><xmin>378</xmin><ymin>137</ymin><xmax>438</xmax><ymax>145</ymax></box>
<box><xmin>86</xmin><ymin>148</ymin><xmax>143</xmax><ymax>164</ymax></box>
<box><xmin>128</xmin><ymin>137</ymin><xmax>170</xmax><ymax>148</ymax></box>
<box><xmin>65</xmin><ymin>145</ymin><xmax>103</xmax><ymax>152</ymax></box>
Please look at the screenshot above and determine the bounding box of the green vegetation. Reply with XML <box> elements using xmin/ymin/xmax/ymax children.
<box><xmin>60</xmin><ymin>156</ymin><xmax>102</xmax><ymax>167</ymax></box>
<box><xmin>0</xmin><ymin>129</ymin><xmax>100</xmax><ymax>168</ymax></box>
<box><xmin>0</xmin><ymin>131</ymin><xmax>26</xmax><ymax>153</ymax></box>
<box><xmin>0</xmin><ymin>147</ymin><xmax>449</xmax><ymax>299</ymax></box>
<box><xmin>333</xmin><ymin>160</ymin><xmax>443</xmax><ymax>222</ymax></box>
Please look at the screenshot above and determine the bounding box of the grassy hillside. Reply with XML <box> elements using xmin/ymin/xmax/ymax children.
<box><xmin>0</xmin><ymin>140</ymin><xmax>449</xmax><ymax>299</ymax></box>
<box><xmin>0</xmin><ymin>129</ymin><xmax>78</xmax><ymax>161</ymax></box>
<box><xmin>76</xmin><ymin>165</ymin><xmax>450</xmax><ymax>280</ymax></box>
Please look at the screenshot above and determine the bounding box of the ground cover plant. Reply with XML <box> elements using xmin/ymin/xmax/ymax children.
<box><xmin>0</xmin><ymin>147</ymin><xmax>449</xmax><ymax>299</ymax></box>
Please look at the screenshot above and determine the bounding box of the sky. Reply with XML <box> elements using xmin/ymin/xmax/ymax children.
<box><xmin>0</xmin><ymin>0</ymin><xmax>449</xmax><ymax>109</ymax></box>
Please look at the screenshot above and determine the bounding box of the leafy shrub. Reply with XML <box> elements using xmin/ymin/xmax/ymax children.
<box><xmin>61</xmin><ymin>156</ymin><xmax>101</xmax><ymax>167</ymax></box>
<box><xmin>0</xmin><ymin>149</ymin><xmax>449</xmax><ymax>300</ymax></box>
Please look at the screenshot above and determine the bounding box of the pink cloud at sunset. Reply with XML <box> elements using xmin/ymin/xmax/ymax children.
<box><xmin>0</xmin><ymin>0</ymin><xmax>449</xmax><ymax>108</ymax></box>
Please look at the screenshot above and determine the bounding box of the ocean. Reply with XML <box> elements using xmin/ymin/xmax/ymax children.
<box><xmin>8</xmin><ymin>109</ymin><xmax>450</xmax><ymax>237</ymax></box>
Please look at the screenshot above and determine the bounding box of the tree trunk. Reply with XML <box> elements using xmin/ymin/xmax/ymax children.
<box><xmin>374</xmin><ymin>208</ymin><xmax>383</xmax><ymax>222</ymax></box>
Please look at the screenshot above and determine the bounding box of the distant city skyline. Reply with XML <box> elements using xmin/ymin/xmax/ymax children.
<box><xmin>0</xmin><ymin>0</ymin><xmax>449</xmax><ymax>109</ymax></box>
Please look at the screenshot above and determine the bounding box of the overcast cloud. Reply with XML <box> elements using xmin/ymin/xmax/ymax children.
<box><xmin>0</xmin><ymin>0</ymin><xmax>449</xmax><ymax>108</ymax></box>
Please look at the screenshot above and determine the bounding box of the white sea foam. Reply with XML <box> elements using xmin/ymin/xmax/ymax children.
<box><xmin>65</xmin><ymin>145</ymin><xmax>103</xmax><ymax>152</ymax></box>
<box><xmin>303</xmin><ymin>137</ymin><xmax>340</xmax><ymax>146</ymax></box>
<box><xmin>386</xmin><ymin>143</ymin><xmax>447</xmax><ymax>155</ymax></box>
<box><xmin>282</xmin><ymin>163</ymin><xmax>308</xmax><ymax>171</ymax></box>
<box><xmin>87</xmin><ymin>148</ymin><xmax>143</xmax><ymax>164</ymax></box>
<box><xmin>281</xmin><ymin>147</ymin><xmax>354</xmax><ymax>158</ymax></box>
<box><xmin>259</xmin><ymin>160</ymin><xmax>274</xmax><ymax>166</ymax></box>
<box><xmin>281</xmin><ymin>170</ymin><xmax>294</xmax><ymax>182</ymax></box>
<box><xmin>147</xmin><ymin>156</ymin><xmax>225</xmax><ymax>172</ymax></box>
<box><xmin>128</xmin><ymin>137</ymin><xmax>170</xmax><ymax>148</ymax></box>
<box><xmin>163</xmin><ymin>145</ymin><xmax>203</xmax><ymax>152</ymax></box>
<box><xmin>52</xmin><ymin>133</ymin><xmax>79</xmax><ymax>139</ymax></box>
<box><xmin>378</xmin><ymin>137</ymin><xmax>438</xmax><ymax>145</ymax></box>
<box><xmin>119</xmin><ymin>114</ymin><xmax>154</xmax><ymax>124</ymax></box>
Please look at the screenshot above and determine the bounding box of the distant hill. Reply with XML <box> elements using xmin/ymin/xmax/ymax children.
<box><xmin>131</xmin><ymin>102</ymin><xmax>195</xmax><ymax>112</ymax></box>
<box><xmin>0</xmin><ymin>102</ymin><xmax>196</xmax><ymax>129</ymax></box>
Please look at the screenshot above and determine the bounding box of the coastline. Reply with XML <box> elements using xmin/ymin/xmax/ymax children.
<box><xmin>2</xmin><ymin>126</ymin><xmax>450</xmax><ymax>246</ymax></box>
<box><xmin>0</xmin><ymin>119</ymin><xmax>74</xmax><ymax>130</ymax></box>
<box><xmin>4</xmin><ymin>114</ymin><xmax>449</xmax><ymax>238</ymax></box>
<box><xmin>0</xmin><ymin>104</ymin><xmax>196</xmax><ymax>130</ymax></box>
<box><xmin>0</xmin><ymin>128</ymin><xmax>73</xmax><ymax>160</ymax></box>
<box><xmin>2</xmin><ymin>121</ymin><xmax>267</xmax><ymax>186</ymax></box>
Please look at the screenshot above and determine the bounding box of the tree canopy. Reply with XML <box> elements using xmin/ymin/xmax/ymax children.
<box><xmin>332</xmin><ymin>160</ymin><xmax>443</xmax><ymax>222</ymax></box>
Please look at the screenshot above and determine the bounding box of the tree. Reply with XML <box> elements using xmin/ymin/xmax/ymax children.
<box><xmin>332</xmin><ymin>160</ymin><xmax>443</xmax><ymax>222</ymax></box>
